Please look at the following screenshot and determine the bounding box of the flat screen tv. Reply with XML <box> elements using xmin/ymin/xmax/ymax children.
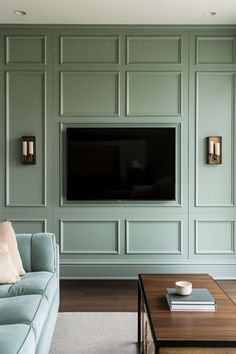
<box><xmin>66</xmin><ymin>127</ymin><xmax>175</xmax><ymax>201</ymax></box>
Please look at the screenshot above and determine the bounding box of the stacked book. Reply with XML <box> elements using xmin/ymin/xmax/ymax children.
<box><xmin>166</xmin><ymin>288</ymin><xmax>216</xmax><ymax>312</ymax></box>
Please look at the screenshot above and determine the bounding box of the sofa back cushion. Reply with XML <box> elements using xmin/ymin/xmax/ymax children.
<box><xmin>16</xmin><ymin>234</ymin><xmax>32</xmax><ymax>272</ymax></box>
<box><xmin>16</xmin><ymin>233</ymin><xmax>57</xmax><ymax>273</ymax></box>
<box><xmin>0</xmin><ymin>221</ymin><xmax>25</xmax><ymax>276</ymax></box>
<box><xmin>31</xmin><ymin>233</ymin><xmax>56</xmax><ymax>272</ymax></box>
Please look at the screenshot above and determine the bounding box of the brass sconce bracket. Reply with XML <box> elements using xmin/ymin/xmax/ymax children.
<box><xmin>207</xmin><ymin>136</ymin><xmax>222</xmax><ymax>165</ymax></box>
<box><xmin>21</xmin><ymin>136</ymin><xmax>36</xmax><ymax>164</ymax></box>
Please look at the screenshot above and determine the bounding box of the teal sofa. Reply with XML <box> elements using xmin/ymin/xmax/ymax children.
<box><xmin>0</xmin><ymin>233</ymin><xmax>59</xmax><ymax>354</ymax></box>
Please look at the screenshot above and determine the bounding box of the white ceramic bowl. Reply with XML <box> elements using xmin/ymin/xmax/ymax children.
<box><xmin>175</xmin><ymin>281</ymin><xmax>192</xmax><ymax>296</ymax></box>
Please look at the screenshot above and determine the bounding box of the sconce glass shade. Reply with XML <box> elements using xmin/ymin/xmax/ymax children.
<box><xmin>207</xmin><ymin>136</ymin><xmax>222</xmax><ymax>164</ymax></box>
<box><xmin>21</xmin><ymin>136</ymin><xmax>36</xmax><ymax>164</ymax></box>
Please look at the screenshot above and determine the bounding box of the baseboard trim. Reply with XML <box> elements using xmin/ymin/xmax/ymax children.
<box><xmin>59</xmin><ymin>263</ymin><xmax>236</xmax><ymax>279</ymax></box>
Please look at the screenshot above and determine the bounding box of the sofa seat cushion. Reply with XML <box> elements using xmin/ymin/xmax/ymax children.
<box><xmin>0</xmin><ymin>271</ymin><xmax>57</xmax><ymax>304</ymax></box>
<box><xmin>0</xmin><ymin>324</ymin><xmax>35</xmax><ymax>354</ymax></box>
<box><xmin>0</xmin><ymin>294</ymin><xmax>48</xmax><ymax>341</ymax></box>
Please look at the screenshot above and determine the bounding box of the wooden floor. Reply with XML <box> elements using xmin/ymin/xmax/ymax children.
<box><xmin>59</xmin><ymin>279</ymin><xmax>236</xmax><ymax>312</ymax></box>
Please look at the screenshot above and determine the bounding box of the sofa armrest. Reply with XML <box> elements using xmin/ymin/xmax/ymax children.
<box><xmin>55</xmin><ymin>244</ymin><xmax>60</xmax><ymax>280</ymax></box>
<box><xmin>16</xmin><ymin>233</ymin><xmax>58</xmax><ymax>273</ymax></box>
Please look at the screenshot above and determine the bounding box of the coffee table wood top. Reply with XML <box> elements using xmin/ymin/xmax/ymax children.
<box><xmin>139</xmin><ymin>274</ymin><xmax>236</xmax><ymax>346</ymax></box>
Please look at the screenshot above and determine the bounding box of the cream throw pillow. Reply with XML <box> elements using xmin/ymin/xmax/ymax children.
<box><xmin>0</xmin><ymin>247</ymin><xmax>20</xmax><ymax>284</ymax></box>
<box><xmin>0</xmin><ymin>221</ymin><xmax>25</xmax><ymax>276</ymax></box>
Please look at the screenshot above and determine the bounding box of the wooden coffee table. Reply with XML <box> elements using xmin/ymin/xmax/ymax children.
<box><xmin>138</xmin><ymin>274</ymin><xmax>236</xmax><ymax>354</ymax></box>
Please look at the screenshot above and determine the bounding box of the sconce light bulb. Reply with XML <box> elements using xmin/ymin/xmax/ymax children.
<box><xmin>215</xmin><ymin>142</ymin><xmax>220</xmax><ymax>156</ymax></box>
<box><xmin>28</xmin><ymin>141</ymin><xmax>34</xmax><ymax>155</ymax></box>
<box><xmin>14</xmin><ymin>10</ymin><xmax>27</xmax><ymax>16</ymax></box>
<box><xmin>22</xmin><ymin>141</ymin><xmax>27</xmax><ymax>156</ymax></box>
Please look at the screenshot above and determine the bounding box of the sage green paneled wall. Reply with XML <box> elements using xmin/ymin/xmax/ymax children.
<box><xmin>0</xmin><ymin>28</ymin><xmax>54</xmax><ymax>233</ymax></box>
<box><xmin>189</xmin><ymin>29</ymin><xmax>236</xmax><ymax>273</ymax></box>
<box><xmin>0</xmin><ymin>26</ymin><xmax>235</xmax><ymax>279</ymax></box>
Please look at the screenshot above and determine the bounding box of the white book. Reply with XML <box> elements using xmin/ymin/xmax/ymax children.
<box><xmin>166</xmin><ymin>288</ymin><xmax>216</xmax><ymax>312</ymax></box>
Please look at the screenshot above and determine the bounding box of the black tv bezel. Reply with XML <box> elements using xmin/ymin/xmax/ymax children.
<box><xmin>62</xmin><ymin>124</ymin><xmax>179</xmax><ymax>206</ymax></box>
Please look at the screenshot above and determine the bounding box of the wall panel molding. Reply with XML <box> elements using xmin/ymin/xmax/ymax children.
<box><xmin>60</xmin><ymin>219</ymin><xmax>120</xmax><ymax>254</ymax></box>
<box><xmin>125</xmin><ymin>219</ymin><xmax>183</xmax><ymax>255</ymax></box>
<box><xmin>60</xmin><ymin>35</ymin><xmax>120</xmax><ymax>64</ymax></box>
<box><xmin>126</xmin><ymin>71</ymin><xmax>182</xmax><ymax>117</ymax></box>
<box><xmin>10</xmin><ymin>219</ymin><xmax>47</xmax><ymax>234</ymax></box>
<box><xmin>195</xmin><ymin>71</ymin><xmax>235</xmax><ymax>207</ymax></box>
<box><xmin>6</xmin><ymin>35</ymin><xmax>46</xmax><ymax>64</ymax></box>
<box><xmin>194</xmin><ymin>220</ymin><xmax>235</xmax><ymax>255</ymax></box>
<box><xmin>196</xmin><ymin>36</ymin><xmax>235</xmax><ymax>65</ymax></box>
<box><xmin>126</xmin><ymin>35</ymin><xmax>182</xmax><ymax>64</ymax></box>
<box><xmin>5</xmin><ymin>71</ymin><xmax>47</xmax><ymax>207</ymax></box>
<box><xmin>60</xmin><ymin>71</ymin><xmax>120</xmax><ymax>117</ymax></box>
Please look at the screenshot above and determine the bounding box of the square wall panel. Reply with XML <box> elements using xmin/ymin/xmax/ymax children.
<box><xmin>60</xmin><ymin>72</ymin><xmax>120</xmax><ymax>117</ymax></box>
<box><xmin>126</xmin><ymin>72</ymin><xmax>182</xmax><ymax>116</ymax></box>
<box><xmin>195</xmin><ymin>221</ymin><xmax>234</xmax><ymax>254</ymax></box>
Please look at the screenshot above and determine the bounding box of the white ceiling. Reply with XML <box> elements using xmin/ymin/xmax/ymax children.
<box><xmin>1</xmin><ymin>0</ymin><xmax>236</xmax><ymax>25</ymax></box>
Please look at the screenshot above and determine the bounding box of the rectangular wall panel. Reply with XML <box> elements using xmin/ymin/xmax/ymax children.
<box><xmin>196</xmin><ymin>72</ymin><xmax>234</xmax><ymax>206</ymax></box>
<box><xmin>60</xmin><ymin>72</ymin><xmax>120</xmax><ymax>116</ymax></box>
<box><xmin>126</xmin><ymin>72</ymin><xmax>182</xmax><ymax>116</ymax></box>
<box><xmin>196</xmin><ymin>37</ymin><xmax>234</xmax><ymax>64</ymax></box>
<box><xmin>11</xmin><ymin>219</ymin><xmax>46</xmax><ymax>234</ymax></box>
<box><xmin>6</xmin><ymin>71</ymin><xmax>46</xmax><ymax>206</ymax></box>
<box><xmin>195</xmin><ymin>220</ymin><xmax>234</xmax><ymax>254</ymax></box>
<box><xmin>60</xmin><ymin>36</ymin><xmax>120</xmax><ymax>64</ymax></box>
<box><xmin>60</xmin><ymin>220</ymin><xmax>120</xmax><ymax>254</ymax></box>
<box><xmin>127</xmin><ymin>36</ymin><xmax>182</xmax><ymax>64</ymax></box>
<box><xmin>126</xmin><ymin>220</ymin><xmax>182</xmax><ymax>254</ymax></box>
<box><xmin>6</xmin><ymin>36</ymin><xmax>46</xmax><ymax>64</ymax></box>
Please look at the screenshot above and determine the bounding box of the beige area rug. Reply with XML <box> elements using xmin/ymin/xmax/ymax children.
<box><xmin>50</xmin><ymin>312</ymin><xmax>138</xmax><ymax>354</ymax></box>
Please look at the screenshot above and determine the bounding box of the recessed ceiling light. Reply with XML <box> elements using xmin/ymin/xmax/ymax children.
<box><xmin>14</xmin><ymin>10</ymin><xmax>27</xmax><ymax>16</ymax></box>
<box><xmin>205</xmin><ymin>11</ymin><xmax>217</xmax><ymax>16</ymax></box>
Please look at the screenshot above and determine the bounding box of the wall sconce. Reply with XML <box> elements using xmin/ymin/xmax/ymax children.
<box><xmin>21</xmin><ymin>136</ymin><xmax>36</xmax><ymax>164</ymax></box>
<box><xmin>207</xmin><ymin>136</ymin><xmax>222</xmax><ymax>164</ymax></box>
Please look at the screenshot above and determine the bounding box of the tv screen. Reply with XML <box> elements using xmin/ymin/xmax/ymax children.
<box><xmin>66</xmin><ymin>127</ymin><xmax>175</xmax><ymax>201</ymax></box>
